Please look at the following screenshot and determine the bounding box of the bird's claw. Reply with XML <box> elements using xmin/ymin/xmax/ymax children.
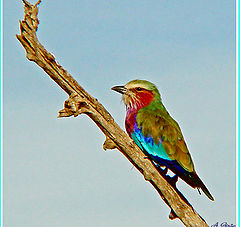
<box><xmin>155</xmin><ymin>165</ymin><xmax>168</xmax><ymax>175</ymax></box>
<box><xmin>166</xmin><ymin>174</ymin><xmax>178</xmax><ymax>187</ymax></box>
<box><xmin>161</xmin><ymin>167</ymin><xmax>168</xmax><ymax>175</ymax></box>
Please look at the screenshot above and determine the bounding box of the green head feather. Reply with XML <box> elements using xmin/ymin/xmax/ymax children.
<box><xmin>125</xmin><ymin>79</ymin><xmax>162</xmax><ymax>101</ymax></box>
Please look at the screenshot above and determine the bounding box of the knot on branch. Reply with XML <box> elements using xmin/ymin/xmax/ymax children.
<box><xmin>58</xmin><ymin>94</ymin><xmax>91</xmax><ymax>118</ymax></box>
<box><xmin>103</xmin><ymin>136</ymin><xmax>117</xmax><ymax>150</ymax></box>
<box><xmin>143</xmin><ymin>169</ymin><xmax>153</xmax><ymax>181</ymax></box>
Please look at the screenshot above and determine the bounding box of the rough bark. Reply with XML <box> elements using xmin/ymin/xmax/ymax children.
<box><xmin>16</xmin><ymin>1</ymin><xmax>209</xmax><ymax>226</ymax></box>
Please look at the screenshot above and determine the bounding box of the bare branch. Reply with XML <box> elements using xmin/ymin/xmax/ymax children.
<box><xmin>16</xmin><ymin>1</ymin><xmax>209</xmax><ymax>226</ymax></box>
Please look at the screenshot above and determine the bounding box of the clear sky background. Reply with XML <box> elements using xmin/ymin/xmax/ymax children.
<box><xmin>4</xmin><ymin>0</ymin><xmax>236</xmax><ymax>226</ymax></box>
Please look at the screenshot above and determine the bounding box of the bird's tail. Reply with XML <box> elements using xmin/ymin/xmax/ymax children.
<box><xmin>193</xmin><ymin>172</ymin><xmax>214</xmax><ymax>201</ymax></box>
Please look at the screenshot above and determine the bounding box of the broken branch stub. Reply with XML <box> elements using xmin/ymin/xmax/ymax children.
<box><xmin>58</xmin><ymin>94</ymin><xmax>91</xmax><ymax>118</ymax></box>
<box><xmin>103</xmin><ymin>136</ymin><xmax>117</xmax><ymax>150</ymax></box>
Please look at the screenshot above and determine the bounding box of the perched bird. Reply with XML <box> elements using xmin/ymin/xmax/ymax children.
<box><xmin>112</xmin><ymin>79</ymin><xmax>214</xmax><ymax>201</ymax></box>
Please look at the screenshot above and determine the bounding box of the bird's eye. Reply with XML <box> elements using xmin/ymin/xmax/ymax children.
<box><xmin>136</xmin><ymin>87</ymin><xmax>143</xmax><ymax>91</ymax></box>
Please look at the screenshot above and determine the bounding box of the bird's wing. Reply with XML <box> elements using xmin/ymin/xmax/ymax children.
<box><xmin>135</xmin><ymin>107</ymin><xmax>194</xmax><ymax>172</ymax></box>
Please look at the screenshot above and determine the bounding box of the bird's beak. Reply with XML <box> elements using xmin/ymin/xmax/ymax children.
<box><xmin>111</xmin><ymin>85</ymin><xmax>127</xmax><ymax>94</ymax></box>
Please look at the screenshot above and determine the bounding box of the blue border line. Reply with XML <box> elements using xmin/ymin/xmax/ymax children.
<box><xmin>238</xmin><ymin>0</ymin><xmax>239</xmax><ymax>224</ymax></box>
<box><xmin>1</xmin><ymin>0</ymin><xmax>2</xmax><ymax>225</ymax></box>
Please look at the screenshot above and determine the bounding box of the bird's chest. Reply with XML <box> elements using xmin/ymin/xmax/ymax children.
<box><xmin>125</xmin><ymin>111</ymin><xmax>137</xmax><ymax>137</ymax></box>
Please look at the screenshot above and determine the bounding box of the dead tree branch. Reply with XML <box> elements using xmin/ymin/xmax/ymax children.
<box><xmin>16</xmin><ymin>1</ymin><xmax>209</xmax><ymax>226</ymax></box>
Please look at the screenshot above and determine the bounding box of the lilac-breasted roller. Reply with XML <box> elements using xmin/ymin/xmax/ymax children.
<box><xmin>112</xmin><ymin>79</ymin><xmax>214</xmax><ymax>201</ymax></box>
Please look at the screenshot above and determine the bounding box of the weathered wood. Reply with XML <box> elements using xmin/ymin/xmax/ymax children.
<box><xmin>16</xmin><ymin>1</ymin><xmax>209</xmax><ymax>226</ymax></box>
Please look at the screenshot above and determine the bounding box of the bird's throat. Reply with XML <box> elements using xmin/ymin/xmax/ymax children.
<box><xmin>126</xmin><ymin>90</ymin><xmax>154</xmax><ymax>112</ymax></box>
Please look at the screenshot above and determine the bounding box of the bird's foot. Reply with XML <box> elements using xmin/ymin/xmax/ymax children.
<box><xmin>155</xmin><ymin>164</ymin><xmax>168</xmax><ymax>175</ymax></box>
<box><xmin>159</xmin><ymin>166</ymin><xmax>168</xmax><ymax>175</ymax></box>
<box><xmin>162</xmin><ymin>167</ymin><xmax>168</xmax><ymax>175</ymax></box>
<box><xmin>166</xmin><ymin>174</ymin><xmax>178</xmax><ymax>187</ymax></box>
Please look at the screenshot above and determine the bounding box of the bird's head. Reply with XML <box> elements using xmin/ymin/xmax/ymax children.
<box><xmin>111</xmin><ymin>79</ymin><xmax>161</xmax><ymax>110</ymax></box>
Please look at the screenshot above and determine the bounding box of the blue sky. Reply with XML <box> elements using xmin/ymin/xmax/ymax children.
<box><xmin>4</xmin><ymin>0</ymin><xmax>236</xmax><ymax>226</ymax></box>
